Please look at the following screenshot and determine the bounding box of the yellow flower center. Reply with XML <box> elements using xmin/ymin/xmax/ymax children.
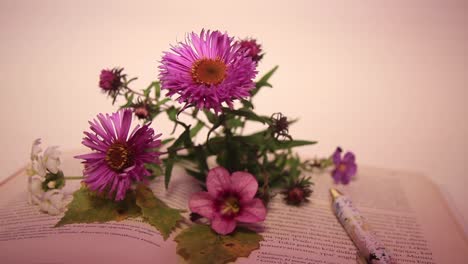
<box><xmin>338</xmin><ymin>163</ymin><xmax>347</xmax><ymax>172</ymax></box>
<box><xmin>191</xmin><ymin>58</ymin><xmax>227</xmax><ymax>85</ymax></box>
<box><xmin>221</xmin><ymin>197</ymin><xmax>240</xmax><ymax>215</ymax></box>
<box><xmin>105</xmin><ymin>142</ymin><xmax>133</xmax><ymax>171</ymax></box>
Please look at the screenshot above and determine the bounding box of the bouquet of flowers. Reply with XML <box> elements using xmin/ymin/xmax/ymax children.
<box><xmin>27</xmin><ymin>29</ymin><xmax>357</xmax><ymax>264</ymax></box>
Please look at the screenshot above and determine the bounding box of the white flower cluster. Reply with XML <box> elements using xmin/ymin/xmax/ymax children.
<box><xmin>27</xmin><ymin>139</ymin><xmax>67</xmax><ymax>215</ymax></box>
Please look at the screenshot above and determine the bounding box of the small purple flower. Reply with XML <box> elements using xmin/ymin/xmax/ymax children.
<box><xmin>159</xmin><ymin>30</ymin><xmax>257</xmax><ymax>112</ymax></box>
<box><xmin>75</xmin><ymin>109</ymin><xmax>162</xmax><ymax>200</ymax></box>
<box><xmin>331</xmin><ymin>147</ymin><xmax>357</xmax><ymax>184</ymax></box>
<box><xmin>189</xmin><ymin>167</ymin><xmax>267</xmax><ymax>235</ymax></box>
<box><xmin>99</xmin><ymin>68</ymin><xmax>123</xmax><ymax>92</ymax></box>
<box><xmin>238</xmin><ymin>39</ymin><xmax>263</xmax><ymax>63</ymax></box>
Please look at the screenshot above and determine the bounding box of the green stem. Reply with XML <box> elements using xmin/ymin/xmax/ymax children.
<box><xmin>64</xmin><ymin>176</ymin><xmax>84</xmax><ymax>180</ymax></box>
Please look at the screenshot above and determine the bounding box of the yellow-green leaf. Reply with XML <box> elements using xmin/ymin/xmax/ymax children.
<box><xmin>55</xmin><ymin>186</ymin><xmax>141</xmax><ymax>227</ymax></box>
<box><xmin>175</xmin><ymin>224</ymin><xmax>263</xmax><ymax>264</ymax></box>
<box><xmin>135</xmin><ymin>184</ymin><xmax>183</xmax><ymax>240</ymax></box>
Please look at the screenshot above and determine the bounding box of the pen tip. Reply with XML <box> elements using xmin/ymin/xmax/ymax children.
<box><xmin>329</xmin><ymin>188</ymin><xmax>342</xmax><ymax>200</ymax></box>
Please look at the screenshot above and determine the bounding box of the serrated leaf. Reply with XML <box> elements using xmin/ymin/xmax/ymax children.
<box><xmin>135</xmin><ymin>185</ymin><xmax>183</xmax><ymax>240</ymax></box>
<box><xmin>55</xmin><ymin>187</ymin><xmax>141</xmax><ymax>227</ymax></box>
<box><xmin>175</xmin><ymin>224</ymin><xmax>263</xmax><ymax>264</ymax></box>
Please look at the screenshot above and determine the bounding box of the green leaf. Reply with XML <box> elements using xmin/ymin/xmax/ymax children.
<box><xmin>225</xmin><ymin>118</ymin><xmax>243</xmax><ymax>130</ymax></box>
<box><xmin>156</xmin><ymin>98</ymin><xmax>171</xmax><ymax>107</ymax></box>
<box><xmin>190</xmin><ymin>121</ymin><xmax>204</xmax><ymax>138</ymax></box>
<box><xmin>224</xmin><ymin>108</ymin><xmax>268</xmax><ymax>124</ymax></box>
<box><xmin>170</xmin><ymin>128</ymin><xmax>191</xmax><ymax>151</ymax></box>
<box><xmin>256</xmin><ymin>65</ymin><xmax>278</xmax><ymax>87</ymax></box>
<box><xmin>185</xmin><ymin>168</ymin><xmax>206</xmax><ymax>182</ymax></box>
<box><xmin>164</xmin><ymin>158</ymin><xmax>175</xmax><ymax>189</ymax></box>
<box><xmin>135</xmin><ymin>185</ymin><xmax>183</xmax><ymax>240</ymax></box>
<box><xmin>193</xmin><ymin>145</ymin><xmax>208</xmax><ymax>173</ymax></box>
<box><xmin>241</xmin><ymin>99</ymin><xmax>254</xmax><ymax>109</ymax></box>
<box><xmin>154</xmin><ymin>81</ymin><xmax>161</xmax><ymax>99</ymax></box>
<box><xmin>167</xmin><ymin>106</ymin><xmax>178</xmax><ymax>122</ymax></box>
<box><xmin>269</xmin><ymin>139</ymin><xmax>317</xmax><ymax>150</ymax></box>
<box><xmin>143</xmin><ymin>85</ymin><xmax>152</xmax><ymax>97</ymax></box>
<box><xmin>252</xmin><ymin>65</ymin><xmax>278</xmax><ymax>96</ymax></box>
<box><xmin>55</xmin><ymin>187</ymin><xmax>141</xmax><ymax>227</ymax></box>
<box><xmin>175</xmin><ymin>224</ymin><xmax>263</xmax><ymax>264</ymax></box>
<box><xmin>161</xmin><ymin>138</ymin><xmax>175</xmax><ymax>145</ymax></box>
<box><xmin>203</xmin><ymin>110</ymin><xmax>217</xmax><ymax>124</ymax></box>
<box><xmin>120</xmin><ymin>93</ymin><xmax>134</xmax><ymax>108</ymax></box>
<box><xmin>191</xmin><ymin>108</ymin><xmax>199</xmax><ymax>118</ymax></box>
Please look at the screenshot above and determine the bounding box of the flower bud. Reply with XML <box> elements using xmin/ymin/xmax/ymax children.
<box><xmin>134</xmin><ymin>105</ymin><xmax>150</xmax><ymax>120</ymax></box>
<box><xmin>238</xmin><ymin>39</ymin><xmax>263</xmax><ymax>63</ymax></box>
<box><xmin>99</xmin><ymin>68</ymin><xmax>123</xmax><ymax>92</ymax></box>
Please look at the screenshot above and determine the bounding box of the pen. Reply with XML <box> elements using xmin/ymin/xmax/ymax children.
<box><xmin>330</xmin><ymin>188</ymin><xmax>395</xmax><ymax>264</ymax></box>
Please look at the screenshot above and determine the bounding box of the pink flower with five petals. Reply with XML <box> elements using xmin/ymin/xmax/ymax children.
<box><xmin>189</xmin><ymin>167</ymin><xmax>267</xmax><ymax>235</ymax></box>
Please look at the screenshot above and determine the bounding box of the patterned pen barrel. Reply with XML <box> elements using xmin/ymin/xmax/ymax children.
<box><xmin>330</xmin><ymin>188</ymin><xmax>395</xmax><ymax>264</ymax></box>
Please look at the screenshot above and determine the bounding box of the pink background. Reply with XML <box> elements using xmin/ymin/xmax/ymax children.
<box><xmin>1</xmin><ymin>1</ymin><xmax>467</xmax><ymax>233</ymax></box>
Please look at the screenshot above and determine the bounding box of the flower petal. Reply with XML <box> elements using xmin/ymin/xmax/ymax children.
<box><xmin>189</xmin><ymin>192</ymin><xmax>215</xmax><ymax>219</ymax></box>
<box><xmin>45</xmin><ymin>158</ymin><xmax>60</xmax><ymax>174</ymax></box>
<box><xmin>206</xmin><ymin>167</ymin><xmax>231</xmax><ymax>197</ymax></box>
<box><xmin>343</xmin><ymin>151</ymin><xmax>355</xmax><ymax>163</ymax></box>
<box><xmin>236</xmin><ymin>198</ymin><xmax>266</xmax><ymax>223</ymax></box>
<box><xmin>332</xmin><ymin>169</ymin><xmax>345</xmax><ymax>184</ymax></box>
<box><xmin>211</xmin><ymin>214</ymin><xmax>236</xmax><ymax>235</ymax></box>
<box><xmin>230</xmin><ymin>171</ymin><xmax>258</xmax><ymax>202</ymax></box>
<box><xmin>346</xmin><ymin>163</ymin><xmax>357</xmax><ymax>178</ymax></box>
<box><xmin>332</xmin><ymin>147</ymin><xmax>342</xmax><ymax>165</ymax></box>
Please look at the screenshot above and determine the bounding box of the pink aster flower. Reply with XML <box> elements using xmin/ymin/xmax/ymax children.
<box><xmin>189</xmin><ymin>167</ymin><xmax>267</xmax><ymax>235</ymax></box>
<box><xmin>331</xmin><ymin>147</ymin><xmax>357</xmax><ymax>184</ymax></box>
<box><xmin>159</xmin><ymin>29</ymin><xmax>257</xmax><ymax>112</ymax></box>
<box><xmin>75</xmin><ymin>109</ymin><xmax>162</xmax><ymax>200</ymax></box>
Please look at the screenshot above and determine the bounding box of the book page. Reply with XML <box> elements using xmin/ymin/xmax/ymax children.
<box><xmin>0</xmin><ymin>153</ymin><xmax>201</xmax><ymax>264</ymax></box>
<box><xmin>239</xmin><ymin>167</ymin><xmax>468</xmax><ymax>264</ymax></box>
<box><xmin>1</xmin><ymin>152</ymin><xmax>467</xmax><ymax>263</ymax></box>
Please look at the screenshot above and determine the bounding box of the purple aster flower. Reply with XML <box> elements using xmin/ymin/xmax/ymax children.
<box><xmin>159</xmin><ymin>30</ymin><xmax>257</xmax><ymax>112</ymax></box>
<box><xmin>99</xmin><ymin>68</ymin><xmax>124</xmax><ymax>93</ymax></box>
<box><xmin>331</xmin><ymin>147</ymin><xmax>357</xmax><ymax>184</ymax></box>
<box><xmin>238</xmin><ymin>38</ymin><xmax>263</xmax><ymax>63</ymax></box>
<box><xmin>75</xmin><ymin>109</ymin><xmax>162</xmax><ymax>200</ymax></box>
<box><xmin>189</xmin><ymin>167</ymin><xmax>267</xmax><ymax>235</ymax></box>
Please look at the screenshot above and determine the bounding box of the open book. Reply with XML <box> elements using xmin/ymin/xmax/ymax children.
<box><xmin>1</xmin><ymin>152</ymin><xmax>467</xmax><ymax>263</ymax></box>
